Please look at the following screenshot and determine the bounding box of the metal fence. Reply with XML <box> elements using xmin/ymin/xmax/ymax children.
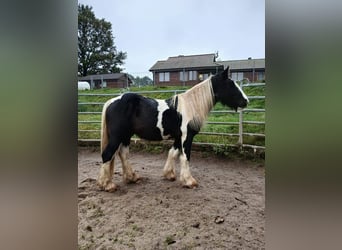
<box><xmin>78</xmin><ymin>83</ymin><xmax>265</xmax><ymax>151</ymax></box>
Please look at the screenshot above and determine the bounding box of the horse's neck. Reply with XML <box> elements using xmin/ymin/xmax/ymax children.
<box><xmin>177</xmin><ymin>78</ymin><xmax>214</xmax><ymax>130</ymax></box>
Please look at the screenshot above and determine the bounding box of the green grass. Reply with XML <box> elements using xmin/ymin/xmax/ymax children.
<box><xmin>78</xmin><ymin>84</ymin><xmax>265</xmax><ymax>147</ymax></box>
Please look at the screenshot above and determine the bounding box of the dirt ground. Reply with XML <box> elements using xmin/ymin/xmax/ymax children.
<box><xmin>78</xmin><ymin>147</ymin><xmax>265</xmax><ymax>250</ymax></box>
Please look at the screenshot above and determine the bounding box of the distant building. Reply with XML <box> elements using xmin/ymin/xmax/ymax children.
<box><xmin>78</xmin><ymin>73</ymin><xmax>132</xmax><ymax>89</ymax></box>
<box><xmin>220</xmin><ymin>58</ymin><xmax>265</xmax><ymax>82</ymax></box>
<box><xmin>149</xmin><ymin>54</ymin><xmax>265</xmax><ymax>86</ymax></box>
<box><xmin>149</xmin><ymin>54</ymin><xmax>223</xmax><ymax>86</ymax></box>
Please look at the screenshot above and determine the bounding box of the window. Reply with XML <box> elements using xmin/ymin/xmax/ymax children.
<box><xmin>180</xmin><ymin>71</ymin><xmax>197</xmax><ymax>81</ymax></box>
<box><xmin>257</xmin><ymin>72</ymin><xmax>265</xmax><ymax>81</ymax></box>
<box><xmin>231</xmin><ymin>72</ymin><xmax>244</xmax><ymax>81</ymax></box>
<box><xmin>180</xmin><ymin>71</ymin><xmax>188</xmax><ymax>81</ymax></box>
<box><xmin>159</xmin><ymin>72</ymin><xmax>164</xmax><ymax>82</ymax></box>
<box><xmin>189</xmin><ymin>71</ymin><xmax>197</xmax><ymax>81</ymax></box>
<box><xmin>159</xmin><ymin>72</ymin><xmax>170</xmax><ymax>82</ymax></box>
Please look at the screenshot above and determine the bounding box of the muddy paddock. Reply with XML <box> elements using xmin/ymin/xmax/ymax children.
<box><xmin>78</xmin><ymin>146</ymin><xmax>265</xmax><ymax>249</ymax></box>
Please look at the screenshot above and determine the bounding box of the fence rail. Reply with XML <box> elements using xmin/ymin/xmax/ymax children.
<box><xmin>78</xmin><ymin>83</ymin><xmax>265</xmax><ymax>151</ymax></box>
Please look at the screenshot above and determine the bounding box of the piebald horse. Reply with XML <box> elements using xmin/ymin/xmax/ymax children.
<box><xmin>97</xmin><ymin>67</ymin><xmax>249</xmax><ymax>192</ymax></box>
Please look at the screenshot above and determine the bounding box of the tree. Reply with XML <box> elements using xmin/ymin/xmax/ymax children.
<box><xmin>130</xmin><ymin>75</ymin><xmax>153</xmax><ymax>87</ymax></box>
<box><xmin>78</xmin><ymin>4</ymin><xmax>127</xmax><ymax>76</ymax></box>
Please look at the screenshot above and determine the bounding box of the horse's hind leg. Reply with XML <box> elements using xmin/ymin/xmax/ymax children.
<box><xmin>98</xmin><ymin>159</ymin><xmax>116</xmax><ymax>192</ymax></box>
<box><xmin>97</xmin><ymin>140</ymin><xmax>120</xmax><ymax>192</ymax></box>
<box><xmin>118</xmin><ymin>145</ymin><xmax>140</xmax><ymax>183</ymax></box>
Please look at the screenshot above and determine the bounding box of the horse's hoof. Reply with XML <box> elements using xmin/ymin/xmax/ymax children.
<box><xmin>182</xmin><ymin>178</ymin><xmax>198</xmax><ymax>188</ymax></box>
<box><xmin>163</xmin><ymin>172</ymin><xmax>176</xmax><ymax>181</ymax></box>
<box><xmin>167</xmin><ymin>176</ymin><xmax>176</xmax><ymax>181</ymax></box>
<box><xmin>97</xmin><ymin>179</ymin><xmax>117</xmax><ymax>192</ymax></box>
<box><xmin>104</xmin><ymin>182</ymin><xmax>117</xmax><ymax>192</ymax></box>
<box><xmin>125</xmin><ymin>173</ymin><xmax>141</xmax><ymax>184</ymax></box>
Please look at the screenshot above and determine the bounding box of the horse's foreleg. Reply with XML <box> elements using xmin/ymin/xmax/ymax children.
<box><xmin>118</xmin><ymin>145</ymin><xmax>140</xmax><ymax>183</ymax></box>
<box><xmin>179</xmin><ymin>129</ymin><xmax>198</xmax><ymax>188</ymax></box>
<box><xmin>163</xmin><ymin>147</ymin><xmax>179</xmax><ymax>181</ymax></box>
<box><xmin>179</xmin><ymin>153</ymin><xmax>198</xmax><ymax>188</ymax></box>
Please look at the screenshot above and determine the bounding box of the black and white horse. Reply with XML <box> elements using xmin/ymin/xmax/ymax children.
<box><xmin>97</xmin><ymin>67</ymin><xmax>248</xmax><ymax>192</ymax></box>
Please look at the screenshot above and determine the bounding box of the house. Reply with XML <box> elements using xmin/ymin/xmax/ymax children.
<box><xmin>149</xmin><ymin>54</ymin><xmax>265</xmax><ymax>86</ymax></box>
<box><xmin>220</xmin><ymin>58</ymin><xmax>265</xmax><ymax>82</ymax></box>
<box><xmin>78</xmin><ymin>73</ymin><xmax>132</xmax><ymax>89</ymax></box>
<box><xmin>149</xmin><ymin>53</ymin><xmax>223</xmax><ymax>86</ymax></box>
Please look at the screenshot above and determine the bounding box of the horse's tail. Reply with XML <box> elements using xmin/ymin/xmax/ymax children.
<box><xmin>100</xmin><ymin>99</ymin><xmax>111</xmax><ymax>154</ymax></box>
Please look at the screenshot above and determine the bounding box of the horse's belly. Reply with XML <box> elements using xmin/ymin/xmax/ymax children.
<box><xmin>134</xmin><ymin>126</ymin><xmax>163</xmax><ymax>141</ymax></box>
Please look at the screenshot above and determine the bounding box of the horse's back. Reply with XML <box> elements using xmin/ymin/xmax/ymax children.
<box><xmin>105</xmin><ymin>93</ymin><xmax>142</xmax><ymax>119</ymax></box>
<box><xmin>105</xmin><ymin>93</ymin><xmax>164</xmax><ymax>141</ymax></box>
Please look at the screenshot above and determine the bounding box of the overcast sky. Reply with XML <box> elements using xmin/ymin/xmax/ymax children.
<box><xmin>78</xmin><ymin>0</ymin><xmax>265</xmax><ymax>77</ymax></box>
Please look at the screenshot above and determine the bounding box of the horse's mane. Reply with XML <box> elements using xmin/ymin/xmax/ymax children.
<box><xmin>173</xmin><ymin>76</ymin><xmax>214</xmax><ymax>131</ymax></box>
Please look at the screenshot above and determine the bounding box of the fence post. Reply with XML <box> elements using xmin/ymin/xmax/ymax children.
<box><xmin>238</xmin><ymin>110</ymin><xmax>243</xmax><ymax>145</ymax></box>
<box><xmin>238</xmin><ymin>82</ymin><xmax>244</xmax><ymax>146</ymax></box>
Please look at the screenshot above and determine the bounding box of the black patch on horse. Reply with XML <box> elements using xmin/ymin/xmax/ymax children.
<box><xmin>165</xmin><ymin>95</ymin><xmax>178</xmax><ymax>109</ymax></box>
<box><xmin>182</xmin><ymin>124</ymin><xmax>198</xmax><ymax>161</ymax></box>
<box><xmin>162</xmin><ymin>108</ymin><xmax>182</xmax><ymax>139</ymax></box>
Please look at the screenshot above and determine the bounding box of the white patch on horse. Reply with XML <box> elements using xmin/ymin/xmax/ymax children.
<box><xmin>234</xmin><ymin>81</ymin><xmax>249</xmax><ymax>103</ymax></box>
<box><xmin>100</xmin><ymin>95</ymin><xmax>122</xmax><ymax>153</ymax></box>
<box><xmin>118</xmin><ymin>145</ymin><xmax>140</xmax><ymax>183</ymax></box>
<box><xmin>107</xmin><ymin>95</ymin><xmax>122</xmax><ymax>105</ymax></box>
<box><xmin>156</xmin><ymin>100</ymin><xmax>171</xmax><ymax>139</ymax></box>
<box><xmin>97</xmin><ymin>161</ymin><xmax>117</xmax><ymax>192</ymax></box>
<box><xmin>163</xmin><ymin>147</ymin><xmax>179</xmax><ymax>180</ymax></box>
<box><xmin>179</xmin><ymin>154</ymin><xmax>198</xmax><ymax>187</ymax></box>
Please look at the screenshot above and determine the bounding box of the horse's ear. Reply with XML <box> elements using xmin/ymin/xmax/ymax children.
<box><xmin>222</xmin><ymin>66</ymin><xmax>229</xmax><ymax>80</ymax></box>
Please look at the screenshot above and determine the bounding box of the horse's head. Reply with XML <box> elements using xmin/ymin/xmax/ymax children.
<box><xmin>211</xmin><ymin>67</ymin><xmax>249</xmax><ymax>111</ymax></box>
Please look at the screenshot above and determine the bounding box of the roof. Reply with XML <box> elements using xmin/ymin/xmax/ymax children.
<box><xmin>149</xmin><ymin>53</ymin><xmax>221</xmax><ymax>71</ymax></box>
<box><xmin>78</xmin><ymin>73</ymin><xmax>129</xmax><ymax>81</ymax></box>
<box><xmin>219</xmin><ymin>58</ymin><xmax>265</xmax><ymax>70</ymax></box>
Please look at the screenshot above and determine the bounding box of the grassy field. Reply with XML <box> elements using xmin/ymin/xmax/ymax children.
<box><xmin>78</xmin><ymin>84</ymin><xmax>265</xmax><ymax>147</ymax></box>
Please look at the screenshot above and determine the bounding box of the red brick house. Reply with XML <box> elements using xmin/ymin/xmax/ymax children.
<box><xmin>149</xmin><ymin>54</ymin><xmax>265</xmax><ymax>86</ymax></box>
<box><xmin>78</xmin><ymin>73</ymin><xmax>132</xmax><ymax>89</ymax></box>
<box><xmin>220</xmin><ymin>58</ymin><xmax>265</xmax><ymax>82</ymax></box>
<box><xmin>149</xmin><ymin>54</ymin><xmax>223</xmax><ymax>86</ymax></box>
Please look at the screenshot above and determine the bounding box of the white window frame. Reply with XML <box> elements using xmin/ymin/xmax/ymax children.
<box><xmin>159</xmin><ymin>72</ymin><xmax>164</xmax><ymax>82</ymax></box>
<box><xmin>159</xmin><ymin>72</ymin><xmax>170</xmax><ymax>82</ymax></box>
<box><xmin>231</xmin><ymin>72</ymin><xmax>244</xmax><ymax>81</ymax></box>
<box><xmin>189</xmin><ymin>71</ymin><xmax>197</xmax><ymax>81</ymax></box>
<box><xmin>165</xmin><ymin>72</ymin><xmax>170</xmax><ymax>81</ymax></box>
<box><xmin>257</xmin><ymin>71</ymin><xmax>265</xmax><ymax>81</ymax></box>
<box><xmin>180</xmin><ymin>71</ymin><xmax>188</xmax><ymax>81</ymax></box>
